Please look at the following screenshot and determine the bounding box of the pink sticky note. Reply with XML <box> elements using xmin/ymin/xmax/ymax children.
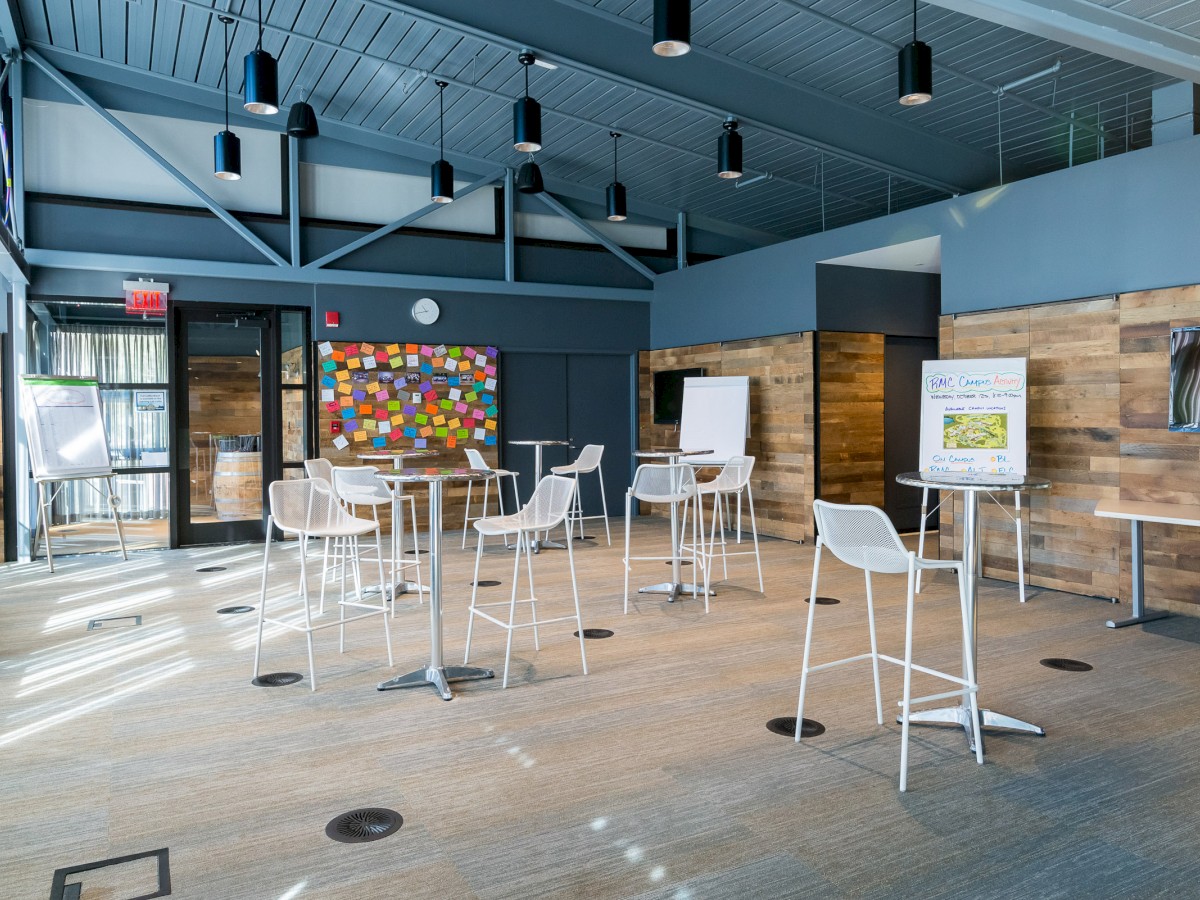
<box><xmin>389</xmin><ymin>428</ymin><xmax>404</xmax><ymax>440</ymax></box>
<box><xmin>454</xmin><ymin>401</ymin><xmax>468</xmax><ymax>414</ymax></box>
<box><xmin>375</xmin><ymin>390</ymin><xmax>389</xmax><ymax>401</ymax></box>
<box><xmin>420</xmin><ymin>345</ymin><xmax>434</xmax><ymax>357</ymax></box>
<box><xmin>463</xmin><ymin>347</ymin><xmax>477</xmax><ymax>359</ymax></box>
<box><xmin>484</xmin><ymin>364</ymin><xmax>497</xmax><ymax>376</ymax></box>
<box><xmin>471</xmin><ymin>409</ymin><xmax>485</xmax><ymax>420</ymax></box>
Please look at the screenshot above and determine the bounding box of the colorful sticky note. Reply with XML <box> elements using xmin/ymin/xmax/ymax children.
<box><xmin>414</xmin><ymin>438</ymin><xmax>427</xmax><ymax>449</ymax></box>
<box><xmin>404</xmin><ymin>427</ymin><xmax>417</xmax><ymax>438</ymax></box>
<box><xmin>373</xmin><ymin>436</ymin><xmax>387</xmax><ymax>448</ymax></box>
<box><xmin>407</xmin><ymin>354</ymin><xmax>419</xmax><ymax>367</ymax></box>
<box><xmin>321</xmin><ymin>375</ymin><xmax>336</xmax><ymax>388</ymax></box>
<box><xmin>358</xmin><ymin>403</ymin><xmax>373</xmax><ymax>414</ymax></box>
<box><xmin>481</xmin><ymin>393</ymin><xmax>494</xmax><ymax>404</ymax></box>
<box><xmin>366</xmin><ymin>382</ymin><xmax>380</xmax><ymax>393</ymax></box>
<box><xmin>420</xmin><ymin>344</ymin><xmax>434</xmax><ymax>357</ymax></box>
<box><xmin>435</xmin><ymin>427</ymin><xmax>449</xmax><ymax>438</ymax></box>
<box><xmin>332</xmin><ymin>435</ymin><xmax>349</xmax><ymax>450</ymax></box>
<box><xmin>375</xmin><ymin>390</ymin><xmax>389</xmax><ymax>402</ymax></box>
<box><xmin>449</xmin><ymin>346</ymin><xmax>462</xmax><ymax>358</ymax></box>
<box><xmin>375</xmin><ymin>409</ymin><xmax>388</xmax><ymax>420</ymax></box>
<box><xmin>360</xmin><ymin>342</ymin><xmax>375</xmax><ymax>354</ymax></box>
<box><xmin>471</xmin><ymin>409</ymin><xmax>485</xmax><ymax>420</ymax></box>
<box><xmin>363</xmin><ymin>356</ymin><xmax>377</xmax><ymax>370</ymax></box>
<box><xmin>448</xmin><ymin>418</ymin><xmax>461</xmax><ymax>429</ymax></box>
<box><xmin>345</xmin><ymin>343</ymin><xmax>359</xmax><ymax>355</ymax></box>
<box><xmin>433</xmin><ymin>415</ymin><xmax>447</xmax><ymax>426</ymax></box>
<box><xmin>447</xmin><ymin>436</ymin><xmax>457</xmax><ymax>449</ymax></box>
<box><xmin>335</xmin><ymin>370</ymin><xmax>350</xmax><ymax>382</ymax></box>
<box><xmin>486</xmin><ymin>346</ymin><xmax>498</xmax><ymax>357</ymax></box>
<box><xmin>448</xmin><ymin>388</ymin><xmax>461</xmax><ymax>401</ymax></box>
<box><xmin>475</xmin><ymin>428</ymin><xmax>486</xmax><ymax>440</ymax></box>
<box><xmin>435</xmin><ymin>344</ymin><xmax>448</xmax><ymax>356</ymax></box>
<box><xmin>415</xmin><ymin>414</ymin><xmax>428</xmax><ymax>425</ymax></box>
<box><xmin>485</xmin><ymin>419</ymin><xmax>497</xmax><ymax>431</ymax></box>
<box><xmin>363</xmin><ymin>419</ymin><xmax>376</xmax><ymax>432</ymax></box>
<box><xmin>387</xmin><ymin>344</ymin><xmax>401</xmax><ymax>356</ymax></box>
<box><xmin>376</xmin><ymin>351</ymin><xmax>389</xmax><ymax>363</ymax></box>
<box><xmin>402</xmin><ymin>404</ymin><xmax>416</xmax><ymax>416</ymax></box>
<box><xmin>484</xmin><ymin>364</ymin><xmax>497</xmax><ymax>377</ymax></box>
<box><xmin>352</xmin><ymin>390</ymin><xmax>366</xmax><ymax>401</ymax></box>
<box><xmin>388</xmin><ymin>401</ymin><xmax>401</xmax><ymax>411</ymax></box>
<box><xmin>342</xmin><ymin>408</ymin><xmax>357</xmax><ymax>419</ymax></box>
<box><xmin>320</xmin><ymin>388</ymin><xmax>335</xmax><ymax>402</ymax></box>
<box><xmin>420</xmin><ymin>426</ymin><xmax>434</xmax><ymax>438</ymax></box>
<box><xmin>440</xmin><ymin>399</ymin><xmax>454</xmax><ymax>410</ymax></box>
<box><xmin>346</xmin><ymin>357</ymin><xmax>361</xmax><ymax>370</ymax></box>
<box><xmin>457</xmin><ymin>428</ymin><xmax>470</xmax><ymax>440</ymax></box>
<box><xmin>485</xmin><ymin>434</ymin><xmax>497</xmax><ymax>446</ymax></box>
<box><xmin>318</xmin><ymin>341</ymin><xmax>334</xmax><ymax>357</ymax></box>
<box><xmin>419</xmin><ymin>381</ymin><xmax>432</xmax><ymax>393</ymax></box>
<box><xmin>406</xmin><ymin>343</ymin><xmax>419</xmax><ymax>354</ymax></box>
<box><xmin>321</xmin><ymin>360</ymin><xmax>337</xmax><ymax>373</ymax></box>
<box><xmin>486</xmin><ymin>405</ymin><xmax>498</xmax><ymax>416</ymax></box>
<box><xmin>391</xmin><ymin>414</ymin><xmax>404</xmax><ymax>426</ymax></box>
<box><xmin>454</xmin><ymin>401</ymin><xmax>468</xmax><ymax>414</ymax></box>
<box><xmin>420</xmin><ymin>363</ymin><xmax>433</xmax><ymax>375</ymax></box>
<box><xmin>465</xmin><ymin>391</ymin><xmax>478</xmax><ymax>402</ymax></box>
<box><xmin>389</xmin><ymin>428</ymin><xmax>404</xmax><ymax>440</ymax></box>
<box><xmin>432</xmin><ymin>357</ymin><xmax>445</xmax><ymax>368</ymax></box>
<box><xmin>390</xmin><ymin>356</ymin><xmax>404</xmax><ymax>368</ymax></box>
<box><xmin>424</xmin><ymin>403</ymin><xmax>438</xmax><ymax>414</ymax></box>
<box><xmin>344</xmin><ymin>419</ymin><xmax>359</xmax><ymax>432</ymax></box>
<box><xmin>340</xmin><ymin>397</ymin><xmax>354</xmax><ymax>407</ymax></box>
<box><xmin>337</xmin><ymin>383</ymin><xmax>352</xmax><ymax>395</ymax></box>
<box><xmin>353</xmin><ymin>430</ymin><xmax>367</xmax><ymax>442</ymax></box>
<box><xmin>331</xmin><ymin>350</ymin><xmax>345</xmax><ymax>362</ymax></box>
<box><xmin>485</xmin><ymin>378</ymin><xmax>497</xmax><ymax>391</ymax></box>
<box><xmin>458</xmin><ymin>360</ymin><xmax>471</xmax><ymax>372</ymax></box>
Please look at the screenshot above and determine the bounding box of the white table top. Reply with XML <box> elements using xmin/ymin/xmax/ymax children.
<box><xmin>508</xmin><ymin>439</ymin><xmax>571</xmax><ymax>447</ymax></box>
<box><xmin>896</xmin><ymin>472</ymin><xmax>1050</xmax><ymax>492</ymax></box>
<box><xmin>634</xmin><ymin>448</ymin><xmax>712</xmax><ymax>460</ymax></box>
<box><xmin>1094</xmin><ymin>498</ymin><xmax>1200</xmax><ymax>527</ymax></box>
<box><xmin>357</xmin><ymin>449</ymin><xmax>440</xmax><ymax>461</ymax></box>
<box><xmin>377</xmin><ymin>467</ymin><xmax>494</xmax><ymax>484</ymax></box>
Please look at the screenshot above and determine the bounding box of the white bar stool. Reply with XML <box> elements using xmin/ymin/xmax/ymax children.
<box><xmin>686</xmin><ymin>455</ymin><xmax>763</xmax><ymax>592</ymax></box>
<box><xmin>796</xmin><ymin>499</ymin><xmax>983</xmax><ymax>792</ymax></box>
<box><xmin>916</xmin><ymin>487</ymin><xmax>1028</xmax><ymax>601</ymax></box>
<box><xmin>551</xmin><ymin>443</ymin><xmax>612</xmax><ymax>545</ymax></box>
<box><xmin>463</xmin><ymin>475</ymin><xmax>587</xmax><ymax>688</ymax></box>
<box><xmin>461</xmin><ymin>447</ymin><xmax>521</xmax><ymax>549</ymax></box>
<box><xmin>253</xmin><ymin>478</ymin><xmax>393</xmax><ymax>691</ymax></box>
<box><xmin>623</xmin><ymin>463</ymin><xmax>705</xmax><ymax>612</ymax></box>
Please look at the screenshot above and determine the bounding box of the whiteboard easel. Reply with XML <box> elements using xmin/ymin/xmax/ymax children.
<box><xmin>678</xmin><ymin>376</ymin><xmax>751</xmax><ymax>466</ymax></box>
<box><xmin>21</xmin><ymin>376</ymin><xmax>128</xmax><ymax>572</ymax></box>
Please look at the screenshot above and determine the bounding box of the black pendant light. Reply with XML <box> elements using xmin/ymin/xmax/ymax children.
<box><xmin>898</xmin><ymin>0</ymin><xmax>933</xmax><ymax>106</ymax></box>
<box><xmin>513</xmin><ymin>52</ymin><xmax>542</xmax><ymax>153</ymax></box>
<box><xmin>286</xmin><ymin>88</ymin><xmax>319</xmax><ymax>139</ymax></box>
<box><xmin>431</xmin><ymin>80</ymin><xmax>454</xmax><ymax>204</ymax></box>
<box><xmin>244</xmin><ymin>0</ymin><xmax>279</xmax><ymax>115</ymax></box>
<box><xmin>606</xmin><ymin>132</ymin><xmax>627</xmax><ymax>221</ymax></box>
<box><xmin>516</xmin><ymin>154</ymin><xmax>544</xmax><ymax>194</ymax></box>
<box><xmin>716</xmin><ymin>116</ymin><xmax>742</xmax><ymax>179</ymax></box>
<box><xmin>214</xmin><ymin>16</ymin><xmax>241</xmax><ymax>181</ymax></box>
<box><xmin>653</xmin><ymin>0</ymin><xmax>691</xmax><ymax>57</ymax></box>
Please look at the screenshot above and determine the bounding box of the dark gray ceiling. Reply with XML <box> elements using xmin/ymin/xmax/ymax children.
<box><xmin>9</xmin><ymin>0</ymin><xmax>1193</xmax><ymax>242</ymax></box>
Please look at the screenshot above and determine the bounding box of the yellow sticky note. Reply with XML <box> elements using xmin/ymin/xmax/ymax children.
<box><xmin>353</xmin><ymin>430</ymin><xmax>367</xmax><ymax>442</ymax></box>
<box><xmin>335</xmin><ymin>370</ymin><xmax>350</xmax><ymax>381</ymax></box>
<box><xmin>458</xmin><ymin>360</ymin><xmax>471</xmax><ymax>372</ymax></box>
<box><xmin>485</xmin><ymin>419</ymin><xmax>496</xmax><ymax>430</ymax></box>
<box><xmin>337</xmin><ymin>383</ymin><xmax>352</xmax><ymax>395</ymax></box>
<box><xmin>419</xmin><ymin>426</ymin><xmax>434</xmax><ymax>438</ymax></box>
<box><xmin>347</xmin><ymin>357</ymin><xmax>362</xmax><ymax>370</ymax></box>
<box><xmin>433</xmin><ymin>415</ymin><xmax>446</xmax><ymax>426</ymax></box>
<box><xmin>367</xmin><ymin>382</ymin><xmax>380</xmax><ymax>393</ymax></box>
<box><xmin>448</xmin><ymin>418</ymin><xmax>461</xmax><ymax>429</ymax></box>
<box><xmin>391</xmin><ymin>414</ymin><xmax>405</xmax><ymax>426</ymax></box>
<box><xmin>386</xmin><ymin>343</ymin><xmax>401</xmax><ymax>356</ymax></box>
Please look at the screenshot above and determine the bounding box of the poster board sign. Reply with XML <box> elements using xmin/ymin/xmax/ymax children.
<box><xmin>317</xmin><ymin>340</ymin><xmax>498</xmax><ymax>455</ymax></box>
<box><xmin>20</xmin><ymin>375</ymin><xmax>114</xmax><ymax>480</ymax></box>
<box><xmin>919</xmin><ymin>358</ymin><xmax>1026</xmax><ymax>478</ymax></box>
<box><xmin>678</xmin><ymin>375</ymin><xmax>750</xmax><ymax>466</ymax></box>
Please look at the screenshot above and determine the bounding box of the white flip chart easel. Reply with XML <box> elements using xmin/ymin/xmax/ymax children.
<box><xmin>21</xmin><ymin>375</ymin><xmax>128</xmax><ymax>572</ymax></box>
<box><xmin>678</xmin><ymin>376</ymin><xmax>750</xmax><ymax>466</ymax></box>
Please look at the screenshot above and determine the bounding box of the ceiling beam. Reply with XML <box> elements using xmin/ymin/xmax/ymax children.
<box><xmin>28</xmin><ymin>42</ymin><xmax>786</xmax><ymax>252</ymax></box>
<box><xmin>923</xmin><ymin>0</ymin><xmax>1200</xmax><ymax>85</ymax></box>
<box><xmin>0</xmin><ymin>0</ymin><xmax>21</xmax><ymax>54</ymax></box>
<box><xmin>536</xmin><ymin>192</ymin><xmax>657</xmax><ymax>283</ymax></box>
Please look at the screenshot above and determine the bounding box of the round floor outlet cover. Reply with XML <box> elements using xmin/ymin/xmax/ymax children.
<box><xmin>1040</xmin><ymin>657</ymin><xmax>1093</xmax><ymax>672</ymax></box>
<box><xmin>573</xmin><ymin>628</ymin><xmax>615</xmax><ymax>639</ymax></box>
<box><xmin>804</xmin><ymin>596</ymin><xmax>841</xmax><ymax>605</ymax></box>
<box><xmin>766</xmin><ymin>716</ymin><xmax>826</xmax><ymax>738</ymax></box>
<box><xmin>217</xmin><ymin>605</ymin><xmax>255</xmax><ymax>615</ymax></box>
<box><xmin>405</xmin><ymin>549</ymin><xmax>429</xmax><ymax>555</ymax></box>
<box><xmin>664</xmin><ymin>560</ymin><xmax>694</xmax><ymax>566</ymax></box>
<box><xmin>252</xmin><ymin>672</ymin><xmax>303</xmax><ymax>687</ymax></box>
<box><xmin>472</xmin><ymin>580</ymin><xmax>502</xmax><ymax>587</ymax></box>
<box><xmin>325</xmin><ymin>808</ymin><xmax>403</xmax><ymax>843</ymax></box>
<box><xmin>196</xmin><ymin>566</ymin><xmax>227</xmax><ymax>573</ymax></box>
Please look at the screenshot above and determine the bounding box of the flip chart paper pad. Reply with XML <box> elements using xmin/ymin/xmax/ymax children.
<box><xmin>918</xmin><ymin>358</ymin><xmax>1026</xmax><ymax>476</ymax></box>
<box><xmin>21</xmin><ymin>376</ymin><xmax>114</xmax><ymax>479</ymax></box>
<box><xmin>678</xmin><ymin>376</ymin><xmax>750</xmax><ymax>466</ymax></box>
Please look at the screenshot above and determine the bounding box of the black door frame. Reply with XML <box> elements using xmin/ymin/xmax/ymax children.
<box><xmin>169</xmin><ymin>303</ymin><xmax>282</xmax><ymax>547</ymax></box>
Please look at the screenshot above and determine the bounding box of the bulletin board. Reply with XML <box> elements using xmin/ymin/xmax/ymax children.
<box><xmin>918</xmin><ymin>357</ymin><xmax>1026</xmax><ymax>477</ymax></box>
<box><xmin>317</xmin><ymin>340</ymin><xmax>499</xmax><ymax>455</ymax></box>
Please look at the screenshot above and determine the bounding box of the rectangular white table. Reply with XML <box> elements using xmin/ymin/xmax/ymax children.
<box><xmin>1093</xmin><ymin>499</ymin><xmax>1199</xmax><ymax>628</ymax></box>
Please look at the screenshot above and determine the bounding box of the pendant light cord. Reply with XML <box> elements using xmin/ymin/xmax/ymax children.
<box><xmin>912</xmin><ymin>0</ymin><xmax>918</xmax><ymax>43</ymax></box>
<box><xmin>257</xmin><ymin>0</ymin><xmax>264</xmax><ymax>51</ymax></box>
<box><xmin>222</xmin><ymin>17</ymin><xmax>230</xmax><ymax>130</ymax></box>
<box><xmin>438</xmin><ymin>82</ymin><xmax>445</xmax><ymax>161</ymax></box>
<box><xmin>612</xmin><ymin>134</ymin><xmax>618</xmax><ymax>182</ymax></box>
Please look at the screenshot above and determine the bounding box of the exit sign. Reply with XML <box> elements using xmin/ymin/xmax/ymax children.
<box><xmin>122</xmin><ymin>279</ymin><xmax>169</xmax><ymax>316</ymax></box>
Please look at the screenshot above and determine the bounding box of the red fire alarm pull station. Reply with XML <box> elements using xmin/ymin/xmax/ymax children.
<box><xmin>325</xmin><ymin>311</ymin><xmax>340</xmax><ymax>328</ymax></box>
<box><xmin>330</xmin><ymin>421</ymin><xmax>341</xmax><ymax>433</ymax></box>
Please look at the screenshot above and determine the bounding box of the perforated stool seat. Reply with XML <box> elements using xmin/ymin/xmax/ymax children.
<box><xmin>796</xmin><ymin>499</ymin><xmax>983</xmax><ymax>791</ymax></box>
<box><xmin>461</xmin><ymin>447</ymin><xmax>521</xmax><ymax>549</ymax></box>
<box><xmin>551</xmin><ymin>443</ymin><xmax>611</xmax><ymax>545</ymax></box>
<box><xmin>683</xmin><ymin>455</ymin><xmax>763</xmax><ymax>593</ymax></box>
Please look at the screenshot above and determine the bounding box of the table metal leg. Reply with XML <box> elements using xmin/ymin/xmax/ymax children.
<box><xmin>378</xmin><ymin>480</ymin><xmax>492</xmax><ymax>698</ymax></box>
<box><xmin>900</xmin><ymin>489</ymin><xmax>1042</xmax><ymax>753</ymax></box>
<box><xmin>530</xmin><ymin>444</ymin><xmax>566</xmax><ymax>552</ymax></box>
<box><xmin>638</xmin><ymin>467</ymin><xmax>714</xmax><ymax>601</ymax></box>
<box><xmin>1107</xmin><ymin>518</ymin><xmax>1170</xmax><ymax>628</ymax></box>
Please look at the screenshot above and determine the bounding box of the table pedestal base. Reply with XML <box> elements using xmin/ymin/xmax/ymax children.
<box><xmin>377</xmin><ymin>664</ymin><xmax>494</xmax><ymax>700</ymax></box>
<box><xmin>638</xmin><ymin>582</ymin><xmax>715</xmax><ymax>602</ymax></box>
<box><xmin>1107</xmin><ymin>609</ymin><xmax>1170</xmax><ymax>628</ymax></box>
<box><xmin>902</xmin><ymin>705</ymin><xmax>1045</xmax><ymax>753</ymax></box>
<box><xmin>387</xmin><ymin>581</ymin><xmax>426</xmax><ymax>599</ymax></box>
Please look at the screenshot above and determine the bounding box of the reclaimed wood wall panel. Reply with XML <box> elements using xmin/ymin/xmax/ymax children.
<box><xmin>638</xmin><ymin>335</ymin><xmax>815</xmax><ymax>542</ymax></box>
<box><xmin>817</xmin><ymin>332</ymin><xmax>884</xmax><ymax>509</ymax></box>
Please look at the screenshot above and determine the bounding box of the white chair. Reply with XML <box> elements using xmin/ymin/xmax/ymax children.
<box><xmin>253</xmin><ymin>478</ymin><xmax>393</xmax><ymax>691</ymax></box>
<box><xmin>688</xmin><ymin>455</ymin><xmax>763</xmax><ymax>593</ymax></box>
<box><xmin>916</xmin><ymin>487</ymin><xmax>1028</xmax><ymax>602</ymax></box>
<box><xmin>303</xmin><ymin>457</ymin><xmax>334</xmax><ymax>485</ymax></box>
<box><xmin>461</xmin><ymin>447</ymin><xmax>521</xmax><ymax>549</ymax></box>
<box><xmin>796</xmin><ymin>500</ymin><xmax>983</xmax><ymax>792</ymax></box>
<box><xmin>331</xmin><ymin>465</ymin><xmax>423</xmax><ymax>617</ymax></box>
<box><xmin>463</xmin><ymin>475</ymin><xmax>587</xmax><ymax>688</ymax></box>
<box><xmin>551</xmin><ymin>444</ymin><xmax>611</xmax><ymax>545</ymax></box>
<box><xmin>623</xmin><ymin>463</ymin><xmax>706</xmax><ymax>613</ymax></box>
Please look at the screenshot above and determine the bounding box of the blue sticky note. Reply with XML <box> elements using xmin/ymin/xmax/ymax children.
<box><xmin>448</xmin><ymin>376</ymin><xmax>460</xmax><ymax>386</ymax></box>
<box><xmin>486</xmin><ymin>405</ymin><xmax>498</xmax><ymax>416</ymax></box>
<box><xmin>403</xmin><ymin>426</ymin><xmax>417</xmax><ymax>438</ymax></box>
<box><xmin>341</xmin><ymin>408</ymin><xmax>357</xmax><ymax>419</ymax></box>
<box><xmin>414</xmin><ymin>438</ymin><xmax>427</xmax><ymax>449</ymax></box>
<box><xmin>321</xmin><ymin>375</ymin><xmax>336</xmax><ymax>387</ymax></box>
<box><xmin>481</xmin><ymin>393</ymin><xmax>494</xmax><ymax>405</ymax></box>
<box><xmin>372</xmin><ymin>437</ymin><xmax>387</xmax><ymax>448</ymax></box>
<box><xmin>484</xmin><ymin>434</ymin><xmax>497</xmax><ymax>446</ymax></box>
<box><xmin>420</xmin><ymin>363</ymin><xmax>433</xmax><ymax>374</ymax></box>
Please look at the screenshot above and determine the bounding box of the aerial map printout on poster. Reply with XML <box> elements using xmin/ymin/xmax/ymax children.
<box><xmin>918</xmin><ymin>358</ymin><xmax>1027</xmax><ymax>478</ymax></box>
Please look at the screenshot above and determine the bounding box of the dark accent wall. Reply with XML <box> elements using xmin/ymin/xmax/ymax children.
<box><xmin>815</xmin><ymin>265</ymin><xmax>939</xmax><ymax>338</ymax></box>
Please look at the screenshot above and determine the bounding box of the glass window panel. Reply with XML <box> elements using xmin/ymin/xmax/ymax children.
<box><xmin>281</xmin><ymin>310</ymin><xmax>307</xmax><ymax>385</ymax></box>
<box><xmin>282</xmin><ymin>388</ymin><xmax>306</xmax><ymax>463</ymax></box>
<box><xmin>29</xmin><ymin>301</ymin><xmax>167</xmax><ymax>383</ymax></box>
<box><xmin>100</xmin><ymin>389</ymin><xmax>169</xmax><ymax>468</ymax></box>
<box><xmin>48</xmin><ymin>472</ymin><xmax>168</xmax><ymax>552</ymax></box>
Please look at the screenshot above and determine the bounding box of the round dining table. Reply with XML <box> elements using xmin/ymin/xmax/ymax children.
<box><xmin>633</xmin><ymin>448</ymin><xmax>713</xmax><ymax>601</ymax></box>
<box><xmin>359</xmin><ymin>448</ymin><xmax>440</xmax><ymax>596</ymax></box>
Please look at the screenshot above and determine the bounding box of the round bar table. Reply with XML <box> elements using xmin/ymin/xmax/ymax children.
<box><xmin>634</xmin><ymin>448</ymin><xmax>713</xmax><ymax>601</ymax></box>
<box><xmin>359</xmin><ymin>449</ymin><xmax>440</xmax><ymax>597</ymax></box>
<box><xmin>376</xmin><ymin>468</ymin><xmax>496</xmax><ymax>700</ymax></box>
<box><xmin>896</xmin><ymin>471</ymin><xmax>1051</xmax><ymax>753</ymax></box>
<box><xmin>508</xmin><ymin>439</ymin><xmax>571</xmax><ymax>550</ymax></box>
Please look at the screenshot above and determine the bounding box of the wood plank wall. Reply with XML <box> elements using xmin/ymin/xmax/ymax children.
<box><xmin>940</xmin><ymin>288</ymin><xmax>1200</xmax><ymax>612</ymax></box>
<box><xmin>638</xmin><ymin>334</ymin><xmax>815</xmax><ymax>542</ymax></box>
<box><xmin>817</xmin><ymin>332</ymin><xmax>884</xmax><ymax>508</ymax></box>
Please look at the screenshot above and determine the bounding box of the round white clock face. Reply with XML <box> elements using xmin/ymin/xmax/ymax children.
<box><xmin>412</xmin><ymin>297</ymin><xmax>440</xmax><ymax>325</ymax></box>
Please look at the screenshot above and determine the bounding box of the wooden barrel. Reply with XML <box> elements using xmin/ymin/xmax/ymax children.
<box><xmin>213</xmin><ymin>451</ymin><xmax>262</xmax><ymax>520</ymax></box>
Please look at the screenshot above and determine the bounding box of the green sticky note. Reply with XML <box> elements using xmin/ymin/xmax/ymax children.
<box><xmin>440</xmin><ymin>399</ymin><xmax>454</xmax><ymax>410</ymax></box>
<box><xmin>449</xmin><ymin>347</ymin><xmax>462</xmax><ymax>358</ymax></box>
<box><xmin>486</xmin><ymin>404</ymin><xmax>498</xmax><ymax>416</ymax></box>
<box><xmin>457</xmin><ymin>428</ymin><xmax>470</xmax><ymax>439</ymax></box>
<box><xmin>415</xmin><ymin>413</ymin><xmax>428</xmax><ymax>425</ymax></box>
<box><xmin>464</xmin><ymin>391</ymin><xmax>478</xmax><ymax>402</ymax></box>
<box><xmin>435</xmin><ymin>427</ymin><xmax>449</xmax><ymax>438</ymax></box>
<box><xmin>387</xmin><ymin>401</ymin><xmax>401</xmax><ymax>411</ymax></box>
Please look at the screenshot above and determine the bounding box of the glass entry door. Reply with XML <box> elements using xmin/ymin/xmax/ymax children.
<box><xmin>172</xmin><ymin>307</ymin><xmax>281</xmax><ymax>545</ymax></box>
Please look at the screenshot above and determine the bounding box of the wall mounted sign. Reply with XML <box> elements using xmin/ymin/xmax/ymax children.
<box><xmin>122</xmin><ymin>279</ymin><xmax>169</xmax><ymax>316</ymax></box>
